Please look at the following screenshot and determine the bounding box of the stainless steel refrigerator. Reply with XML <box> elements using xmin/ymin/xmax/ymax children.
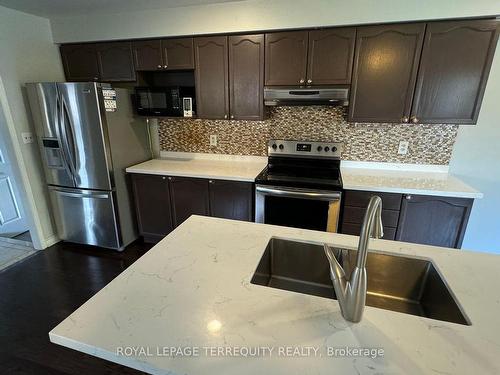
<box><xmin>27</xmin><ymin>82</ymin><xmax>150</xmax><ymax>250</ymax></box>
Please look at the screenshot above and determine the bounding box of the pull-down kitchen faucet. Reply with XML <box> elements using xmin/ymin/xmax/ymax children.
<box><xmin>324</xmin><ymin>196</ymin><xmax>383</xmax><ymax>322</ymax></box>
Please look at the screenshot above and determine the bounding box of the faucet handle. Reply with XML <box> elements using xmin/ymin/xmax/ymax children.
<box><xmin>324</xmin><ymin>244</ymin><xmax>347</xmax><ymax>284</ymax></box>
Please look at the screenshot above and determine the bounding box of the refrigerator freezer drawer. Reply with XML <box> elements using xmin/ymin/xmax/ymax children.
<box><xmin>49</xmin><ymin>186</ymin><xmax>123</xmax><ymax>250</ymax></box>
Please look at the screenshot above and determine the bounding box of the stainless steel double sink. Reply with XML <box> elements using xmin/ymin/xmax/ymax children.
<box><xmin>251</xmin><ymin>238</ymin><xmax>470</xmax><ymax>325</ymax></box>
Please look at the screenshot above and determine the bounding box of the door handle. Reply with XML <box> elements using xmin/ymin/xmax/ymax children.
<box><xmin>56</xmin><ymin>95</ymin><xmax>76</xmax><ymax>179</ymax></box>
<box><xmin>49</xmin><ymin>186</ymin><xmax>109</xmax><ymax>199</ymax></box>
<box><xmin>256</xmin><ymin>185</ymin><xmax>341</xmax><ymax>200</ymax></box>
<box><xmin>61</xmin><ymin>98</ymin><xmax>78</xmax><ymax>174</ymax></box>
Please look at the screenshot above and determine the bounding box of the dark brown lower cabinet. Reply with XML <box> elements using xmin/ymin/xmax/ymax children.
<box><xmin>131</xmin><ymin>174</ymin><xmax>254</xmax><ymax>242</ymax></box>
<box><xmin>342</xmin><ymin>223</ymin><xmax>397</xmax><ymax>241</ymax></box>
<box><xmin>396</xmin><ymin>194</ymin><xmax>473</xmax><ymax>248</ymax></box>
<box><xmin>131</xmin><ymin>174</ymin><xmax>173</xmax><ymax>243</ymax></box>
<box><xmin>169</xmin><ymin>176</ymin><xmax>210</xmax><ymax>227</ymax></box>
<box><xmin>341</xmin><ymin>190</ymin><xmax>402</xmax><ymax>241</ymax></box>
<box><xmin>209</xmin><ymin>180</ymin><xmax>253</xmax><ymax>221</ymax></box>
<box><xmin>340</xmin><ymin>190</ymin><xmax>473</xmax><ymax>249</ymax></box>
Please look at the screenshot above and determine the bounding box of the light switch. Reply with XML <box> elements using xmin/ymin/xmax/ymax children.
<box><xmin>210</xmin><ymin>135</ymin><xmax>217</xmax><ymax>146</ymax></box>
<box><xmin>21</xmin><ymin>132</ymin><xmax>34</xmax><ymax>144</ymax></box>
<box><xmin>398</xmin><ymin>141</ymin><xmax>409</xmax><ymax>155</ymax></box>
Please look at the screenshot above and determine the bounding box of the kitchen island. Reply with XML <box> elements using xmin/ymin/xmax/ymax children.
<box><xmin>49</xmin><ymin>216</ymin><xmax>500</xmax><ymax>374</ymax></box>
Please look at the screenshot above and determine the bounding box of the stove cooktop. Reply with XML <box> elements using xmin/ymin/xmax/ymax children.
<box><xmin>256</xmin><ymin>140</ymin><xmax>343</xmax><ymax>190</ymax></box>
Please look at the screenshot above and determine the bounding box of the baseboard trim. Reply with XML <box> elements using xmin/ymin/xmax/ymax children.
<box><xmin>40</xmin><ymin>234</ymin><xmax>59</xmax><ymax>249</ymax></box>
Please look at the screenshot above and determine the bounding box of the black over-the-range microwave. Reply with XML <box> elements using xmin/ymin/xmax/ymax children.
<box><xmin>134</xmin><ymin>86</ymin><xmax>196</xmax><ymax>117</ymax></box>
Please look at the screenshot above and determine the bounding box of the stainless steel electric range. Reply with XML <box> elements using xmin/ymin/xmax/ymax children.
<box><xmin>255</xmin><ymin>139</ymin><xmax>343</xmax><ymax>233</ymax></box>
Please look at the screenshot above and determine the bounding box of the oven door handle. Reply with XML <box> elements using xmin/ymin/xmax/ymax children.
<box><xmin>255</xmin><ymin>186</ymin><xmax>341</xmax><ymax>200</ymax></box>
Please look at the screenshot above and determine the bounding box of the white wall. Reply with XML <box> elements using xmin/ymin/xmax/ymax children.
<box><xmin>449</xmin><ymin>45</ymin><xmax>500</xmax><ymax>254</ymax></box>
<box><xmin>0</xmin><ymin>5</ymin><xmax>64</xmax><ymax>248</ymax></box>
<box><xmin>49</xmin><ymin>0</ymin><xmax>500</xmax><ymax>43</ymax></box>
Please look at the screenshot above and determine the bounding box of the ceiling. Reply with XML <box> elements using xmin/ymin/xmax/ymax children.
<box><xmin>0</xmin><ymin>0</ymin><xmax>242</xmax><ymax>18</ymax></box>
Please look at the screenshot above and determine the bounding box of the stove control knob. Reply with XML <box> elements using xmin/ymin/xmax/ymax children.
<box><xmin>271</xmin><ymin>143</ymin><xmax>277</xmax><ymax>150</ymax></box>
<box><xmin>332</xmin><ymin>146</ymin><xmax>337</xmax><ymax>152</ymax></box>
<box><xmin>317</xmin><ymin>146</ymin><xmax>323</xmax><ymax>152</ymax></box>
<box><xmin>324</xmin><ymin>146</ymin><xmax>330</xmax><ymax>152</ymax></box>
<box><xmin>279</xmin><ymin>144</ymin><xmax>284</xmax><ymax>150</ymax></box>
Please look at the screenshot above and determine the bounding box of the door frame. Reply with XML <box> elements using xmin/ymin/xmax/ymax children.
<box><xmin>0</xmin><ymin>76</ymin><xmax>46</xmax><ymax>249</ymax></box>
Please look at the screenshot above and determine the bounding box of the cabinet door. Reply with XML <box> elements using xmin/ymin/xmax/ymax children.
<box><xmin>131</xmin><ymin>174</ymin><xmax>173</xmax><ymax>242</ymax></box>
<box><xmin>349</xmin><ymin>23</ymin><xmax>425</xmax><ymax>123</ymax></box>
<box><xmin>411</xmin><ymin>19</ymin><xmax>500</xmax><ymax>124</ymax></box>
<box><xmin>396</xmin><ymin>195</ymin><xmax>473</xmax><ymax>249</ymax></box>
<box><xmin>194</xmin><ymin>36</ymin><xmax>229</xmax><ymax>119</ymax></box>
<box><xmin>163</xmin><ymin>37</ymin><xmax>194</xmax><ymax>70</ymax></box>
<box><xmin>229</xmin><ymin>34</ymin><xmax>265</xmax><ymax>120</ymax></box>
<box><xmin>307</xmin><ymin>28</ymin><xmax>356</xmax><ymax>85</ymax></box>
<box><xmin>170</xmin><ymin>176</ymin><xmax>210</xmax><ymax>227</ymax></box>
<box><xmin>96</xmin><ymin>42</ymin><xmax>136</xmax><ymax>82</ymax></box>
<box><xmin>132</xmin><ymin>40</ymin><xmax>163</xmax><ymax>71</ymax></box>
<box><xmin>60</xmin><ymin>44</ymin><xmax>100</xmax><ymax>82</ymax></box>
<box><xmin>209</xmin><ymin>180</ymin><xmax>253</xmax><ymax>221</ymax></box>
<box><xmin>265</xmin><ymin>31</ymin><xmax>308</xmax><ymax>85</ymax></box>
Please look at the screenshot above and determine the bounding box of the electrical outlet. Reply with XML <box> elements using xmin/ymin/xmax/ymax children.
<box><xmin>398</xmin><ymin>141</ymin><xmax>409</xmax><ymax>155</ymax></box>
<box><xmin>21</xmin><ymin>132</ymin><xmax>34</xmax><ymax>144</ymax></box>
<box><xmin>210</xmin><ymin>134</ymin><xmax>217</xmax><ymax>146</ymax></box>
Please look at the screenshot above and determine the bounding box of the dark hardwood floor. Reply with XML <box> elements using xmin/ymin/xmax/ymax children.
<box><xmin>0</xmin><ymin>240</ymin><xmax>154</xmax><ymax>374</ymax></box>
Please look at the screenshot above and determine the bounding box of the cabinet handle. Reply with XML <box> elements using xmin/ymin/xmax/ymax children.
<box><xmin>162</xmin><ymin>176</ymin><xmax>166</xmax><ymax>180</ymax></box>
<box><xmin>224</xmin><ymin>114</ymin><xmax>228</xmax><ymax>119</ymax></box>
<box><xmin>406</xmin><ymin>194</ymin><xmax>412</xmax><ymax>200</ymax></box>
<box><xmin>402</xmin><ymin>116</ymin><xmax>409</xmax><ymax>123</ymax></box>
<box><xmin>299</xmin><ymin>79</ymin><xmax>305</xmax><ymax>84</ymax></box>
<box><xmin>168</xmin><ymin>177</ymin><xmax>172</xmax><ymax>181</ymax></box>
<box><xmin>209</xmin><ymin>180</ymin><xmax>214</xmax><ymax>184</ymax></box>
<box><xmin>307</xmin><ymin>79</ymin><xmax>312</xmax><ymax>84</ymax></box>
<box><xmin>163</xmin><ymin>65</ymin><xmax>168</xmax><ymax>69</ymax></box>
<box><xmin>93</xmin><ymin>77</ymin><xmax>99</xmax><ymax>81</ymax></box>
<box><xmin>230</xmin><ymin>115</ymin><xmax>234</xmax><ymax>119</ymax></box>
<box><xmin>157</xmin><ymin>65</ymin><xmax>162</xmax><ymax>69</ymax></box>
<box><xmin>411</xmin><ymin>116</ymin><xmax>419</xmax><ymax>124</ymax></box>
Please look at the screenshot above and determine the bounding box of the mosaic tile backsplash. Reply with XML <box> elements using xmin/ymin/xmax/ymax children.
<box><xmin>158</xmin><ymin>107</ymin><xmax>459</xmax><ymax>164</ymax></box>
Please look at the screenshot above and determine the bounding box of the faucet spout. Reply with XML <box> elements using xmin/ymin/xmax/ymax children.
<box><xmin>324</xmin><ymin>196</ymin><xmax>383</xmax><ymax>323</ymax></box>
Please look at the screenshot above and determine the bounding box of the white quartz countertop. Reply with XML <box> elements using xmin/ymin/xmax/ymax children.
<box><xmin>126</xmin><ymin>153</ymin><xmax>481</xmax><ymax>199</ymax></box>
<box><xmin>341</xmin><ymin>163</ymin><xmax>483</xmax><ymax>199</ymax></box>
<box><xmin>50</xmin><ymin>216</ymin><xmax>500</xmax><ymax>375</ymax></box>
<box><xmin>125</xmin><ymin>153</ymin><xmax>267</xmax><ymax>182</ymax></box>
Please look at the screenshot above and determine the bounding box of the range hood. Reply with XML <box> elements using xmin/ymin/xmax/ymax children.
<box><xmin>264</xmin><ymin>86</ymin><xmax>349</xmax><ymax>107</ymax></box>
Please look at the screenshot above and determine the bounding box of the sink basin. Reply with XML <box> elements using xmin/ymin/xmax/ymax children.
<box><xmin>251</xmin><ymin>238</ymin><xmax>470</xmax><ymax>325</ymax></box>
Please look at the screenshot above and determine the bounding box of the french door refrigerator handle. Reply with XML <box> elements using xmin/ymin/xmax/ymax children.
<box><xmin>54</xmin><ymin>93</ymin><xmax>75</xmax><ymax>180</ymax></box>
<box><xmin>58</xmin><ymin>96</ymin><xmax>78</xmax><ymax>177</ymax></box>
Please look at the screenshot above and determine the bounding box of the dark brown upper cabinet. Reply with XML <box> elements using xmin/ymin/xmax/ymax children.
<box><xmin>307</xmin><ymin>28</ymin><xmax>356</xmax><ymax>85</ymax></box>
<box><xmin>96</xmin><ymin>42</ymin><xmax>136</xmax><ymax>82</ymax></box>
<box><xmin>209</xmin><ymin>180</ymin><xmax>253</xmax><ymax>221</ymax></box>
<box><xmin>349</xmin><ymin>23</ymin><xmax>426</xmax><ymax>123</ymax></box>
<box><xmin>162</xmin><ymin>38</ymin><xmax>195</xmax><ymax>70</ymax></box>
<box><xmin>194</xmin><ymin>36</ymin><xmax>229</xmax><ymax>119</ymax></box>
<box><xmin>228</xmin><ymin>34</ymin><xmax>265</xmax><ymax>120</ymax></box>
<box><xmin>132</xmin><ymin>40</ymin><xmax>163</xmax><ymax>70</ymax></box>
<box><xmin>169</xmin><ymin>176</ymin><xmax>210</xmax><ymax>227</ymax></box>
<box><xmin>265</xmin><ymin>31</ymin><xmax>309</xmax><ymax>85</ymax></box>
<box><xmin>411</xmin><ymin>19</ymin><xmax>500</xmax><ymax>125</ymax></box>
<box><xmin>133</xmin><ymin>38</ymin><xmax>194</xmax><ymax>71</ymax></box>
<box><xmin>60</xmin><ymin>44</ymin><xmax>101</xmax><ymax>82</ymax></box>
<box><xmin>396</xmin><ymin>195</ymin><xmax>473</xmax><ymax>249</ymax></box>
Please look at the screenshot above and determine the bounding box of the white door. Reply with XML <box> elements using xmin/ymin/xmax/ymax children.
<box><xmin>0</xmin><ymin>105</ymin><xmax>28</xmax><ymax>237</ymax></box>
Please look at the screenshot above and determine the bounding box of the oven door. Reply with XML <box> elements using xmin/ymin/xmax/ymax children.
<box><xmin>255</xmin><ymin>185</ymin><xmax>342</xmax><ymax>232</ymax></box>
